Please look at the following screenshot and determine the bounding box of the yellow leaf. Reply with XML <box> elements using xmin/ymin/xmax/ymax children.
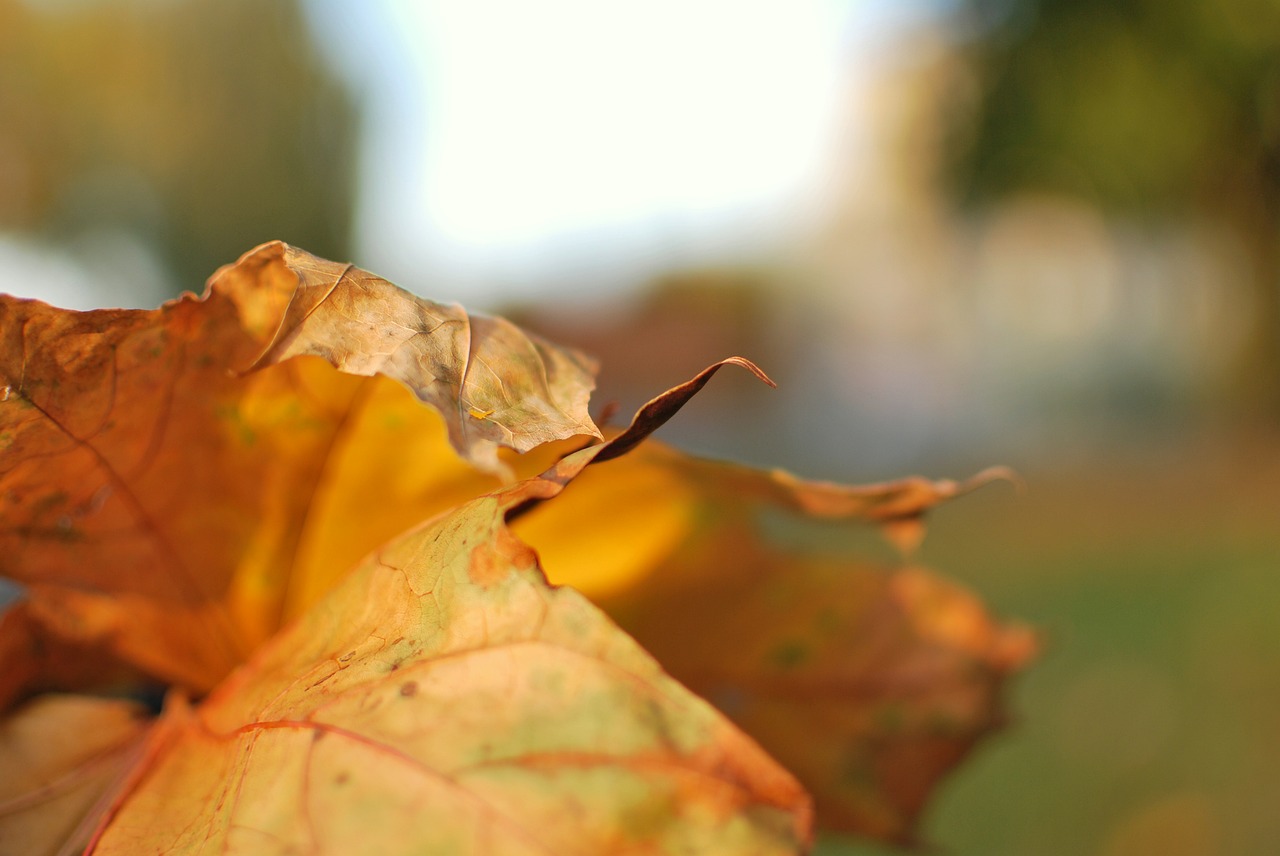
<box><xmin>512</xmin><ymin>411</ymin><xmax>1032</xmax><ymax>841</ymax></box>
<box><xmin>0</xmin><ymin>244</ymin><xmax>1031</xmax><ymax>850</ymax></box>
<box><xmin>92</xmin><ymin>486</ymin><xmax>812</xmax><ymax>855</ymax></box>
<box><xmin>0</xmin><ymin>242</ymin><xmax>599</xmax><ymax>699</ymax></box>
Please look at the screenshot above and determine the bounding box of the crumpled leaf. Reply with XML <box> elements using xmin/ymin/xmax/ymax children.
<box><xmin>0</xmin><ymin>694</ymin><xmax>149</xmax><ymax>856</ymax></box>
<box><xmin>89</xmin><ymin>479</ymin><xmax>812</xmax><ymax>855</ymax></box>
<box><xmin>0</xmin><ymin>241</ymin><xmax>599</xmax><ymax>702</ymax></box>
<box><xmin>228</xmin><ymin>244</ymin><xmax>599</xmax><ymax>473</ymax></box>
<box><xmin>509</xmin><ymin>397</ymin><xmax>1034</xmax><ymax>842</ymax></box>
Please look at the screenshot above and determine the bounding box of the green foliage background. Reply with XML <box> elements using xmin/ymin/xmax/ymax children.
<box><xmin>946</xmin><ymin>0</ymin><xmax>1280</xmax><ymax>413</ymax></box>
<box><xmin>0</xmin><ymin>0</ymin><xmax>355</xmax><ymax>300</ymax></box>
<box><xmin>817</xmin><ymin>440</ymin><xmax>1280</xmax><ymax>854</ymax></box>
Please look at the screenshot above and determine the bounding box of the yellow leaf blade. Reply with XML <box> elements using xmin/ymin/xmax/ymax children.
<box><xmin>0</xmin><ymin>244</ymin><xmax>600</xmax><ymax>700</ymax></box>
<box><xmin>95</xmin><ymin>490</ymin><xmax>812</xmax><ymax>855</ymax></box>
<box><xmin>503</xmin><ymin>363</ymin><xmax>1033</xmax><ymax>841</ymax></box>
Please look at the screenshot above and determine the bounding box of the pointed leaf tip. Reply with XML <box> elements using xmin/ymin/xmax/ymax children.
<box><xmin>721</xmin><ymin>355</ymin><xmax>777</xmax><ymax>388</ymax></box>
<box><xmin>593</xmin><ymin>357</ymin><xmax>775</xmax><ymax>465</ymax></box>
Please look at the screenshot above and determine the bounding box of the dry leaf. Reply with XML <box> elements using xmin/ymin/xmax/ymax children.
<box><xmin>0</xmin><ymin>241</ymin><xmax>598</xmax><ymax>702</ymax></box>
<box><xmin>0</xmin><ymin>245</ymin><xmax>1031</xmax><ymax>853</ymax></box>
<box><xmin>512</xmin><ymin>417</ymin><xmax>1033</xmax><ymax>842</ymax></box>
<box><xmin>89</xmin><ymin>484</ymin><xmax>811</xmax><ymax>855</ymax></box>
<box><xmin>230</xmin><ymin>244</ymin><xmax>599</xmax><ymax>473</ymax></box>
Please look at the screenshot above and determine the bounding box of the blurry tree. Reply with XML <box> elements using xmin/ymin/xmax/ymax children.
<box><xmin>0</xmin><ymin>0</ymin><xmax>356</xmax><ymax>298</ymax></box>
<box><xmin>945</xmin><ymin>0</ymin><xmax>1280</xmax><ymax>415</ymax></box>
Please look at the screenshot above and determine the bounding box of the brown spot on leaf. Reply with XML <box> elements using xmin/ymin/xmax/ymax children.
<box><xmin>467</xmin><ymin>525</ymin><xmax>538</xmax><ymax>588</ymax></box>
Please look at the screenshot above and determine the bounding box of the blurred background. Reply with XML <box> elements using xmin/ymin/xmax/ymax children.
<box><xmin>2</xmin><ymin>0</ymin><xmax>1278</xmax><ymax>853</ymax></box>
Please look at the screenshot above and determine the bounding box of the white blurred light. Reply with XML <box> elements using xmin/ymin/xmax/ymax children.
<box><xmin>311</xmin><ymin>0</ymin><xmax>859</xmax><ymax>304</ymax></box>
<box><xmin>0</xmin><ymin>231</ymin><xmax>169</xmax><ymax>310</ymax></box>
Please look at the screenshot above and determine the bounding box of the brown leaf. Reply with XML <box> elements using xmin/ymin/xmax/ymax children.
<box><xmin>1</xmin><ymin>242</ymin><xmax>1029</xmax><ymax>851</ymax></box>
<box><xmin>0</xmin><ymin>242</ymin><xmax>598</xmax><ymax>702</ymax></box>
<box><xmin>90</xmin><ymin>486</ymin><xmax>812</xmax><ymax>855</ymax></box>
<box><xmin>231</xmin><ymin>243</ymin><xmax>600</xmax><ymax>474</ymax></box>
<box><xmin>601</xmin><ymin>542</ymin><xmax>1035</xmax><ymax>843</ymax></box>
<box><xmin>509</xmin><ymin>379</ymin><xmax>1034</xmax><ymax>842</ymax></box>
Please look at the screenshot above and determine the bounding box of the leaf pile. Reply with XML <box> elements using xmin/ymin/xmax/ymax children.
<box><xmin>0</xmin><ymin>242</ymin><xmax>1032</xmax><ymax>854</ymax></box>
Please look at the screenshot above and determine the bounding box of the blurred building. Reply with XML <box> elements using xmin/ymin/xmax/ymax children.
<box><xmin>520</xmin><ymin>19</ymin><xmax>1269</xmax><ymax>479</ymax></box>
<box><xmin>786</xmin><ymin>24</ymin><xmax>1262</xmax><ymax>474</ymax></box>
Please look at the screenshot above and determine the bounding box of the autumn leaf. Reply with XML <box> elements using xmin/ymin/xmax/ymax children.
<box><xmin>0</xmin><ymin>240</ymin><xmax>599</xmax><ymax>701</ymax></box>
<box><xmin>0</xmin><ymin>244</ymin><xmax>1031</xmax><ymax>853</ymax></box>
<box><xmin>1</xmin><ymin>476</ymin><xmax>812</xmax><ymax>855</ymax></box>
<box><xmin>85</xmin><ymin>481</ymin><xmax>811</xmax><ymax>855</ymax></box>
<box><xmin>0</xmin><ymin>602</ymin><xmax>140</xmax><ymax>715</ymax></box>
<box><xmin>511</xmin><ymin>379</ymin><xmax>1036</xmax><ymax>843</ymax></box>
<box><xmin>227</xmin><ymin>245</ymin><xmax>599</xmax><ymax>472</ymax></box>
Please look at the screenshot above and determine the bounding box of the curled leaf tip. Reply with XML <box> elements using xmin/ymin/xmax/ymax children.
<box><xmin>593</xmin><ymin>356</ymin><xmax>775</xmax><ymax>465</ymax></box>
<box><xmin>961</xmin><ymin>465</ymin><xmax>1025</xmax><ymax>495</ymax></box>
<box><xmin>721</xmin><ymin>355</ymin><xmax>777</xmax><ymax>388</ymax></box>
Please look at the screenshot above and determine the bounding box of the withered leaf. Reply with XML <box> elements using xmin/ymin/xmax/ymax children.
<box><xmin>90</xmin><ymin>484</ymin><xmax>812</xmax><ymax>855</ymax></box>
<box><xmin>0</xmin><ymin>241</ymin><xmax>599</xmax><ymax>702</ymax></box>
<box><xmin>232</xmin><ymin>244</ymin><xmax>599</xmax><ymax>473</ymax></box>
<box><xmin>1</xmin><ymin>242</ymin><xmax>1031</xmax><ymax>853</ymax></box>
<box><xmin>510</xmin><ymin>393</ymin><xmax>1034</xmax><ymax>842</ymax></box>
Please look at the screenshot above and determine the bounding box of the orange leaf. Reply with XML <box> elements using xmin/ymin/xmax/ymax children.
<box><xmin>0</xmin><ymin>242</ymin><xmax>598</xmax><ymax>700</ymax></box>
<box><xmin>509</xmin><ymin>369</ymin><xmax>1034</xmax><ymax>842</ymax></box>
<box><xmin>89</xmin><ymin>485</ymin><xmax>812</xmax><ymax>855</ymax></box>
<box><xmin>1</xmin><ymin>244</ymin><xmax>1030</xmax><ymax>851</ymax></box>
<box><xmin>0</xmin><ymin>602</ymin><xmax>141</xmax><ymax>708</ymax></box>
<box><xmin>232</xmin><ymin>243</ymin><xmax>599</xmax><ymax>474</ymax></box>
